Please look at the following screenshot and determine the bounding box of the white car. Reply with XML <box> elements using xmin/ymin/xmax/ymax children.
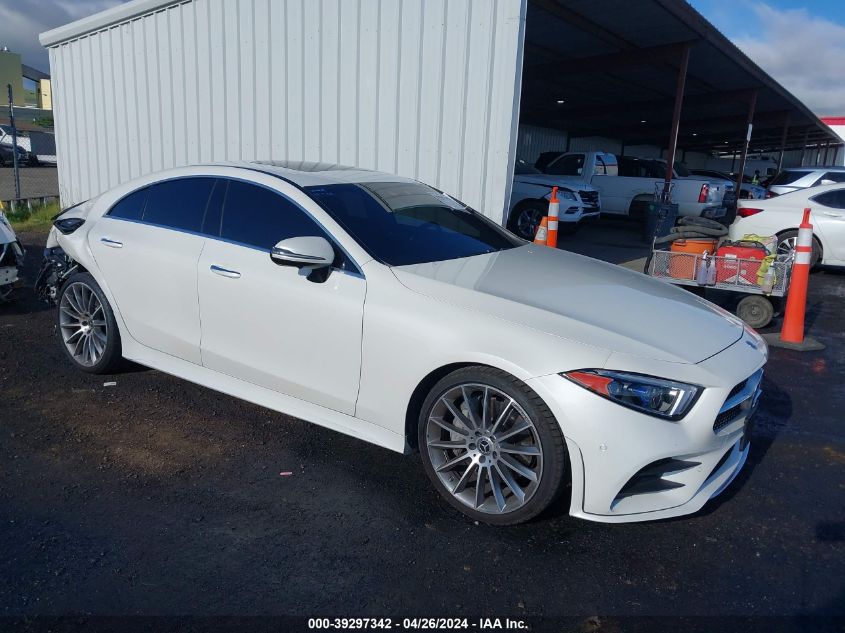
<box><xmin>731</xmin><ymin>183</ymin><xmax>845</xmax><ymax>268</ymax></box>
<box><xmin>507</xmin><ymin>158</ymin><xmax>600</xmax><ymax>241</ymax></box>
<box><xmin>40</xmin><ymin>161</ymin><xmax>767</xmax><ymax>525</ymax></box>
<box><xmin>0</xmin><ymin>209</ymin><xmax>24</xmax><ymax>303</ymax></box>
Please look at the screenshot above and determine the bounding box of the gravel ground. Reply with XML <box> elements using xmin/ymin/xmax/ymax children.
<box><xmin>1</xmin><ymin>228</ymin><xmax>843</xmax><ymax>631</ymax></box>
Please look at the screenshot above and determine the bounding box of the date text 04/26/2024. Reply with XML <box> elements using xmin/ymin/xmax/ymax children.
<box><xmin>307</xmin><ymin>618</ymin><xmax>529</xmax><ymax>630</ymax></box>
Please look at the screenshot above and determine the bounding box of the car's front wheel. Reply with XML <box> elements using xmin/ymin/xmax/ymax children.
<box><xmin>508</xmin><ymin>201</ymin><xmax>546</xmax><ymax>241</ymax></box>
<box><xmin>418</xmin><ymin>366</ymin><xmax>567</xmax><ymax>525</ymax></box>
<box><xmin>57</xmin><ymin>272</ymin><xmax>122</xmax><ymax>374</ymax></box>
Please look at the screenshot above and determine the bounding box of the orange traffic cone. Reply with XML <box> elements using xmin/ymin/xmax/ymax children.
<box><xmin>762</xmin><ymin>208</ymin><xmax>824</xmax><ymax>351</ymax></box>
<box><xmin>533</xmin><ymin>217</ymin><xmax>549</xmax><ymax>245</ymax></box>
<box><xmin>546</xmin><ymin>186</ymin><xmax>560</xmax><ymax>248</ymax></box>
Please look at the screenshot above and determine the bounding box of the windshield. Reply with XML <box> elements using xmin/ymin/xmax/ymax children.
<box><xmin>306</xmin><ymin>181</ymin><xmax>520</xmax><ymax>266</ymax></box>
<box><xmin>514</xmin><ymin>157</ymin><xmax>540</xmax><ymax>175</ymax></box>
<box><xmin>769</xmin><ymin>170</ymin><xmax>811</xmax><ymax>186</ymax></box>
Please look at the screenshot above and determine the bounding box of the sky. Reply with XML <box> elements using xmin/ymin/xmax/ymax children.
<box><xmin>1</xmin><ymin>0</ymin><xmax>844</xmax><ymax>114</ymax></box>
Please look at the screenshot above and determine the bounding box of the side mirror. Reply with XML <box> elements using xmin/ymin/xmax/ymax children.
<box><xmin>270</xmin><ymin>236</ymin><xmax>334</xmax><ymax>268</ymax></box>
<box><xmin>820</xmin><ymin>179</ymin><xmax>836</xmax><ymax>186</ymax></box>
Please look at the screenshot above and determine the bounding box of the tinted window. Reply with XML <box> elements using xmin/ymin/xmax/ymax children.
<box><xmin>769</xmin><ymin>170</ymin><xmax>810</xmax><ymax>186</ymax></box>
<box><xmin>819</xmin><ymin>171</ymin><xmax>845</xmax><ymax>184</ymax></box>
<box><xmin>142</xmin><ymin>178</ymin><xmax>215</xmax><ymax>232</ymax></box>
<box><xmin>514</xmin><ymin>157</ymin><xmax>540</xmax><ymax>175</ymax></box>
<box><xmin>221</xmin><ymin>180</ymin><xmax>327</xmax><ymax>250</ymax></box>
<box><xmin>811</xmin><ymin>190</ymin><xmax>845</xmax><ymax>209</ymax></box>
<box><xmin>546</xmin><ymin>154</ymin><xmax>585</xmax><ymax>176</ymax></box>
<box><xmin>201</xmin><ymin>179</ymin><xmax>227</xmax><ymax>237</ymax></box>
<box><xmin>306</xmin><ymin>181</ymin><xmax>519</xmax><ymax>266</ymax></box>
<box><xmin>108</xmin><ymin>188</ymin><xmax>148</xmax><ymax>221</ymax></box>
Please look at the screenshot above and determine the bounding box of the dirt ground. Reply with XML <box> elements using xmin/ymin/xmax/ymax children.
<box><xmin>1</xmin><ymin>227</ymin><xmax>843</xmax><ymax>631</ymax></box>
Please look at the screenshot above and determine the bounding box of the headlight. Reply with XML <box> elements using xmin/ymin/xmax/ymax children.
<box><xmin>560</xmin><ymin>189</ymin><xmax>577</xmax><ymax>201</ymax></box>
<box><xmin>53</xmin><ymin>217</ymin><xmax>85</xmax><ymax>235</ymax></box>
<box><xmin>562</xmin><ymin>370</ymin><xmax>701</xmax><ymax>420</ymax></box>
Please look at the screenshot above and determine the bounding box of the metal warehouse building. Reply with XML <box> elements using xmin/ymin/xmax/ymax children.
<box><xmin>41</xmin><ymin>0</ymin><xmax>841</xmax><ymax>221</ymax></box>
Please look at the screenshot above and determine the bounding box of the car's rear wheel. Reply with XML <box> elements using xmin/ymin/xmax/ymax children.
<box><xmin>57</xmin><ymin>273</ymin><xmax>122</xmax><ymax>374</ymax></box>
<box><xmin>776</xmin><ymin>230</ymin><xmax>821</xmax><ymax>268</ymax></box>
<box><xmin>418</xmin><ymin>366</ymin><xmax>567</xmax><ymax>525</ymax></box>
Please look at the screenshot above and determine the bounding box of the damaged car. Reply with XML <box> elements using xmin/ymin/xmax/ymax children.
<box><xmin>0</xmin><ymin>208</ymin><xmax>24</xmax><ymax>303</ymax></box>
<box><xmin>39</xmin><ymin>162</ymin><xmax>767</xmax><ymax>525</ymax></box>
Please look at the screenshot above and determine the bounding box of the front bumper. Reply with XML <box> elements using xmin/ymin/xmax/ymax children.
<box><xmin>528</xmin><ymin>335</ymin><xmax>766</xmax><ymax>523</ymax></box>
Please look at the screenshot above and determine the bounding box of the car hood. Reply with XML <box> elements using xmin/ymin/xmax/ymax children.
<box><xmin>514</xmin><ymin>174</ymin><xmax>590</xmax><ymax>191</ymax></box>
<box><xmin>392</xmin><ymin>245</ymin><xmax>744</xmax><ymax>365</ymax></box>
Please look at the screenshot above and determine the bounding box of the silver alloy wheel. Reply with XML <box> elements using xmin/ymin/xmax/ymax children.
<box><xmin>777</xmin><ymin>235</ymin><xmax>797</xmax><ymax>259</ymax></box>
<box><xmin>59</xmin><ymin>281</ymin><xmax>108</xmax><ymax>367</ymax></box>
<box><xmin>425</xmin><ymin>383</ymin><xmax>543</xmax><ymax>515</ymax></box>
<box><xmin>516</xmin><ymin>207</ymin><xmax>543</xmax><ymax>240</ymax></box>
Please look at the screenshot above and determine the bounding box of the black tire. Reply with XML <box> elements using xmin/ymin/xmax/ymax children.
<box><xmin>777</xmin><ymin>230</ymin><xmax>821</xmax><ymax>269</ymax></box>
<box><xmin>628</xmin><ymin>197</ymin><xmax>651</xmax><ymax>223</ymax></box>
<box><xmin>736</xmin><ymin>295</ymin><xmax>774</xmax><ymax>329</ymax></box>
<box><xmin>507</xmin><ymin>201</ymin><xmax>546</xmax><ymax>241</ymax></box>
<box><xmin>57</xmin><ymin>272</ymin><xmax>123</xmax><ymax>374</ymax></box>
<box><xmin>417</xmin><ymin>366</ymin><xmax>568</xmax><ymax>525</ymax></box>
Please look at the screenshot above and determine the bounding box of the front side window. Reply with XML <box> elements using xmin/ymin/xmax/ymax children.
<box><xmin>306</xmin><ymin>181</ymin><xmax>519</xmax><ymax>267</ymax></box>
<box><xmin>142</xmin><ymin>178</ymin><xmax>216</xmax><ymax>232</ymax></box>
<box><xmin>220</xmin><ymin>180</ymin><xmax>327</xmax><ymax>250</ymax></box>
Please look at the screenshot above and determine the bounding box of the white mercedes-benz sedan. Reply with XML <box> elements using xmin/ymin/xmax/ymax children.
<box><xmin>38</xmin><ymin>161</ymin><xmax>767</xmax><ymax>525</ymax></box>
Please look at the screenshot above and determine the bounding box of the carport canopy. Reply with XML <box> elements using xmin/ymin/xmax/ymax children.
<box><xmin>519</xmin><ymin>0</ymin><xmax>839</xmax><ymax>168</ymax></box>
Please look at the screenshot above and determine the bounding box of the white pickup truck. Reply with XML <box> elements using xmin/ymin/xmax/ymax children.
<box><xmin>535</xmin><ymin>151</ymin><xmax>734</xmax><ymax>220</ymax></box>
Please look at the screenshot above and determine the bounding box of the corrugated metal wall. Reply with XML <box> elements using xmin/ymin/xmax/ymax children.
<box><xmin>47</xmin><ymin>0</ymin><xmax>527</xmax><ymax>221</ymax></box>
<box><xmin>515</xmin><ymin>124</ymin><xmax>566</xmax><ymax>163</ymax></box>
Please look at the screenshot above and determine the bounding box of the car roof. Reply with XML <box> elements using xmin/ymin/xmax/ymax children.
<box><xmin>782</xmin><ymin>165</ymin><xmax>845</xmax><ymax>173</ymax></box>
<box><xmin>766</xmin><ymin>181</ymin><xmax>845</xmax><ymax>200</ymax></box>
<box><xmin>232</xmin><ymin>160</ymin><xmax>417</xmax><ymax>187</ymax></box>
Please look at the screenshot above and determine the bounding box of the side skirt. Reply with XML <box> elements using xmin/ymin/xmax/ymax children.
<box><xmin>122</xmin><ymin>342</ymin><xmax>407</xmax><ymax>454</ymax></box>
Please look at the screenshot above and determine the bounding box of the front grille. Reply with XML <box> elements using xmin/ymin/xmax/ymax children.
<box><xmin>579</xmin><ymin>190</ymin><xmax>599</xmax><ymax>207</ymax></box>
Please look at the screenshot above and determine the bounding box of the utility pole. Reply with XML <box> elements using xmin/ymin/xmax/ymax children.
<box><xmin>7</xmin><ymin>84</ymin><xmax>20</xmax><ymax>201</ymax></box>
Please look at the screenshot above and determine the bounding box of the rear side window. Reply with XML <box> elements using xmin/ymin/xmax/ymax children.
<box><xmin>108</xmin><ymin>188</ymin><xmax>148</xmax><ymax>221</ymax></box>
<box><xmin>811</xmin><ymin>190</ymin><xmax>845</xmax><ymax>209</ymax></box>
<box><xmin>817</xmin><ymin>172</ymin><xmax>845</xmax><ymax>185</ymax></box>
<box><xmin>769</xmin><ymin>170</ymin><xmax>810</xmax><ymax>186</ymax></box>
<box><xmin>142</xmin><ymin>178</ymin><xmax>216</xmax><ymax>233</ymax></box>
<box><xmin>220</xmin><ymin>180</ymin><xmax>326</xmax><ymax>250</ymax></box>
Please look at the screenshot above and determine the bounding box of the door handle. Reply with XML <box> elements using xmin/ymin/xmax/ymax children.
<box><xmin>210</xmin><ymin>264</ymin><xmax>241</xmax><ymax>279</ymax></box>
<box><xmin>100</xmin><ymin>237</ymin><xmax>123</xmax><ymax>248</ymax></box>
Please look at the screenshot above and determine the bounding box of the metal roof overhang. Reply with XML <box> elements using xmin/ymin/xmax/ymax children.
<box><xmin>520</xmin><ymin>0</ymin><xmax>839</xmax><ymax>156</ymax></box>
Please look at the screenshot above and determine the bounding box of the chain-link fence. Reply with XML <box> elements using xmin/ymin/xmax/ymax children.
<box><xmin>2</xmin><ymin>81</ymin><xmax>59</xmax><ymax>209</ymax></box>
<box><xmin>0</xmin><ymin>166</ymin><xmax>59</xmax><ymax>202</ymax></box>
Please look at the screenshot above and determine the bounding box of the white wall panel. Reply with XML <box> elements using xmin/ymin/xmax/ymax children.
<box><xmin>45</xmin><ymin>0</ymin><xmax>527</xmax><ymax>221</ymax></box>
